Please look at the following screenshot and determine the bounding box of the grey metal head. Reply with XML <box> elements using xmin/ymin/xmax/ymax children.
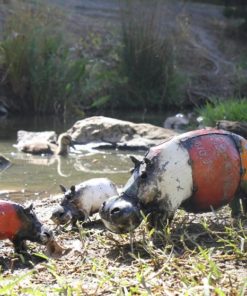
<box><xmin>15</xmin><ymin>203</ymin><xmax>52</xmax><ymax>246</ymax></box>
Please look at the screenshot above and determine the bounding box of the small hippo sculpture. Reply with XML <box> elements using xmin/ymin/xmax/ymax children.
<box><xmin>0</xmin><ymin>200</ymin><xmax>52</xmax><ymax>253</ymax></box>
<box><xmin>51</xmin><ymin>178</ymin><xmax>118</xmax><ymax>226</ymax></box>
<box><xmin>100</xmin><ymin>129</ymin><xmax>247</xmax><ymax>233</ymax></box>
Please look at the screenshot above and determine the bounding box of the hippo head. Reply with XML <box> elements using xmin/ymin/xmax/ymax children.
<box><xmin>51</xmin><ymin>185</ymin><xmax>85</xmax><ymax>225</ymax></box>
<box><xmin>100</xmin><ymin>155</ymin><xmax>165</xmax><ymax>234</ymax></box>
<box><xmin>15</xmin><ymin>204</ymin><xmax>53</xmax><ymax>250</ymax></box>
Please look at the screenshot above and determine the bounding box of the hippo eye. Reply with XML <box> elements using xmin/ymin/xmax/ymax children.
<box><xmin>140</xmin><ymin>171</ymin><xmax>147</xmax><ymax>179</ymax></box>
<box><xmin>66</xmin><ymin>193</ymin><xmax>73</xmax><ymax>200</ymax></box>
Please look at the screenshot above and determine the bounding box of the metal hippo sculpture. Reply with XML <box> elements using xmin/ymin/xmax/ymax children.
<box><xmin>99</xmin><ymin>129</ymin><xmax>247</xmax><ymax>233</ymax></box>
<box><xmin>51</xmin><ymin>178</ymin><xmax>118</xmax><ymax>226</ymax></box>
<box><xmin>0</xmin><ymin>200</ymin><xmax>52</xmax><ymax>253</ymax></box>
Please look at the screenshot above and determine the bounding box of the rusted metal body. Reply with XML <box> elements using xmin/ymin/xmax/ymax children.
<box><xmin>179</xmin><ymin>129</ymin><xmax>244</xmax><ymax>212</ymax></box>
<box><xmin>0</xmin><ymin>201</ymin><xmax>22</xmax><ymax>240</ymax></box>
<box><xmin>100</xmin><ymin>129</ymin><xmax>247</xmax><ymax>234</ymax></box>
<box><xmin>0</xmin><ymin>200</ymin><xmax>52</xmax><ymax>252</ymax></box>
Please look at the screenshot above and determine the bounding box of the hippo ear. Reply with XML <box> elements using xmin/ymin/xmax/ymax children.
<box><xmin>70</xmin><ymin>185</ymin><xmax>76</xmax><ymax>193</ymax></box>
<box><xmin>144</xmin><ymin>157</ymin><xmax>152</xmax><ymax>167</ymax></box>
<box><xmin>130</xmin><ymin>156</ymin><xmax>141</xmax><ymax>168</ymax></box>
<box><xmin>60</xmin><ymin>184</ymin><xmax>67</xmax><ymax>193</ymax></box>
<box><xmin>24</xmin><ymin>203</ymin><xmax>34</xmax><ymax>213</ymax></box>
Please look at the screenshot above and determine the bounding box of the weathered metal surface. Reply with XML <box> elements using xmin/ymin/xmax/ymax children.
<box><xmin>0</xmin><ymin>201</ymin><xmax>21</xmax><ymax>240</ymax></box>
<box><xmin>181</xmin><ymin>134</ymin><xmax>240</xmax><ymax>212</ymax></box>
<box><xmin>143</xmin><ymin>138</ymin><xmax>193</xmax><ymax>211</ymax></box>
<box><xmin>51</xmin><ymin>178</ymin><xmax>118</xmax><ymax>225</ymax></box>
<box><xmin>239</xmin><ymin>137</ymin><xmax>247</xmax><ymax>192</ymax></box>
<box><xmin>0</xmin><ymin>200</ymin><xmax>52</xmax><ymax>252</ymax></box>
<box><xmin>100</xmin><ymin>129</ymin><xmax>247</xmax><ymax>234</ymax></box>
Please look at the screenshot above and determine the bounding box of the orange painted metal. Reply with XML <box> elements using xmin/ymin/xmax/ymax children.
<box><xmin>185</xmin><ymin>133</ymin><xmax>241</xmax><ymax>212</ymax></box>
<box><xmin>239</xmin><ymin>138</ymin><xmax>247</xmax><ymax>192</ymax></box>
<box><xmin>0</xmin><ymin>201</ymin><xmax>21</xmax><ymax>240</ymax></box>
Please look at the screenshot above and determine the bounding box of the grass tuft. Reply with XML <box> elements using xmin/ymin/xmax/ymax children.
<box><xmin>198</xmin><ymin>98</ymin><xmax>247</xmax><ymax>126</ymax></box>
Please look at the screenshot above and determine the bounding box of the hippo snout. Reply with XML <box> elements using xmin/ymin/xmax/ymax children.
<box><xmin>39</xmin><ymin>227</ymin><xmax>53</xmax><ymax>244</ymax></box>
<box><xmin>99</xmin><ymin>195</ymin><xmax>142</xmax><ymax>234</ymax></box>
<box><xmin>51</xmin><ymin>206</ymin><xmax>72</xmax><ymax>225</ymax></box>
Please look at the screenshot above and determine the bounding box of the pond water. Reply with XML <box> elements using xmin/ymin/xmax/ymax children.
<box><xmin>0</xmin><ymin>113</ymin><xmax>165</xmax><ymax>202</ymax></box>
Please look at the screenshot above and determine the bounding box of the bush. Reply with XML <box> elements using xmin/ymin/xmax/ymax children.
<box><xmin>0</xmin><ymin>0</ymin><xmax>187</xmax><ymax>115</ymax></box>
<box><xmin>0</xmin><ymin>1</ymin><xmax>87</xmax><ymax>115</ymax></box>
<box><xmin>114</xmin><ymin>0</ymin><xmax>184</xmax><ymax>111</ymax></box>
<box><xmin>198</xmin><ymin>98</ymin><xmax>247</xmax><ymax>126</ymax></box>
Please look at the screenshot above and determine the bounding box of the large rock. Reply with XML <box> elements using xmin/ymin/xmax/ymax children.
<box><xmin>67</xmin><ymin>116</ymin><xmax>177</xmax><ymax>150</ymax></box>
<box><xmin>16</xmin><ymin>130</ymin><xmax>57</xmax><ymax>147</ymax></box>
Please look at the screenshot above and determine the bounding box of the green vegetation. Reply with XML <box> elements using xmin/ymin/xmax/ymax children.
<box><xmin>0</xmin><ymin>1</ymin><xmax>87</xmax><ymax>115</ymax></box>
<box><xmin>114</xmin><ymin>0</ymin><xmax>185</xmax><ymax>110</ymax></box>
<box><xmin>224</xmin><ymin>1</ymin><xmax>247</xmax><ymax>30</ymax></box>
<box><xmin>0</xmin><ymin>0</ymin><xmax>246</xmax><ymax>118</ymax></box>
<box><xmin>198</xmin><ymin>98</ymin><xmax>247</xmax><ymax>126</ymax></box>
<box><xmin>0</xmin><ymin>0</ymin><xmax>185</xmax><ymax>116</ymax></box>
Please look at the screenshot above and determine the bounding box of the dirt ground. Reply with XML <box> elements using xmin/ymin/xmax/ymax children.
<box><xmin>0</xmin><ymin>191</ymin><xmax>246</xmax><ymax>295</ymax></box>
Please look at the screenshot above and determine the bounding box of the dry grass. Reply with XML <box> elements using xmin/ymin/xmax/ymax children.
<box><xmin>0</xmin><ymin>193</ymin><xmax>246</xmax><ymax>295</ymax></box>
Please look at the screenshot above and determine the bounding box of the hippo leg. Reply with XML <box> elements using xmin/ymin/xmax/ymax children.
<box><xmin>71</xmin><ymin>218</ymin><xmax>78</xmax><ymax>227</ymax></box>
<box><xmin>147</xmin><ymin>211</ymin><xmax>174</xmax><ymax>231</ymax></box>
<box><xmin>242</xmin><ymin>197</ymin><xmax>247</xmax><ymax>215</ymax></box>
<box><xmin>229</xmin><ymin>196</ymin><xmax>247</xmax><ymax>217</ymax></box>
<box><xmin>143</xmin><ymin>199</ymin><xmax>175</xmax><ymax>231</ymax></box>
<box><xmin>12</xmin><ymin>237</ymin><xmax>28</xmax><ymax>253</ymax></box>
<box><xmin>71</xmin><ymin>210</ymin><xmax>87</xmax><ymax>227</ymax></box>
<box><xmin>81</xmin><ymin>211</ymin><xmax>89</xmax><ymax>222</ymax></box>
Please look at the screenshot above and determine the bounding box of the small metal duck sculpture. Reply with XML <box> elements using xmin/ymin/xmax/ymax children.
<box><xmin>20</xmin><ymin>133</ymin><xmax>74</xmax><ymax>156</ymax></box>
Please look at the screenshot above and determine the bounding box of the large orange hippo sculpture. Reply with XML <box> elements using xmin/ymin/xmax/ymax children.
<box><xmin>100</xmin><ymin>129</ymin><xmax>247</xmax><ymax>233</ymax></box>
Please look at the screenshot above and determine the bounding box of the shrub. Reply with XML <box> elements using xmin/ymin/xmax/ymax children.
<box><xmin>115</xmin><ymin>0</ymin><xmax>184</xmax><ymax>111</ymax></box>
<box><xmin>0</xmin><ymin>1</ymin><xmax>87</xmax><ymax>115</ymax></box>
<box><xmin>198</xmin><ymin>98</ymin><xmax>247</xmax><ymax>126</ymax></box>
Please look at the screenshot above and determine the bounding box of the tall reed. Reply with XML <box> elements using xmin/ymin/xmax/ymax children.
<box><xmin>117</xmin><ymin>0</ymin><xmax>182</xmax><ymax>110</ymax></box>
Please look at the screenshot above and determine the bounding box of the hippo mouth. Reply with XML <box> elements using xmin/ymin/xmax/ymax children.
<box><xmin>37</xmin><ymin>228</ymin><xmax>53</xmax><ymax>244</ymax></box>
<box><xmin>99</xmin><ymin>195</ymin><xmax>142</xmax><ymax>234</ymax></box>
<box><xmin>51</xmin><ymin>206</ymin><xmax>73</xmax><ymax>225</ymax></box>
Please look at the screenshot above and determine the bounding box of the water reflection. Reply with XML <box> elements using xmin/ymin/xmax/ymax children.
<box><xmin>0</xmin><ymin>141</ymin><xmax>142</xmax><ymax>198</ymax></box>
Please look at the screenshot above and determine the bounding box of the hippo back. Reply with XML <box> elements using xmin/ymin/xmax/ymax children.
<box><xmin>75</xmin><ymin>178</ymin><xmax>118</xmax><ymax>215</ymax></box>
